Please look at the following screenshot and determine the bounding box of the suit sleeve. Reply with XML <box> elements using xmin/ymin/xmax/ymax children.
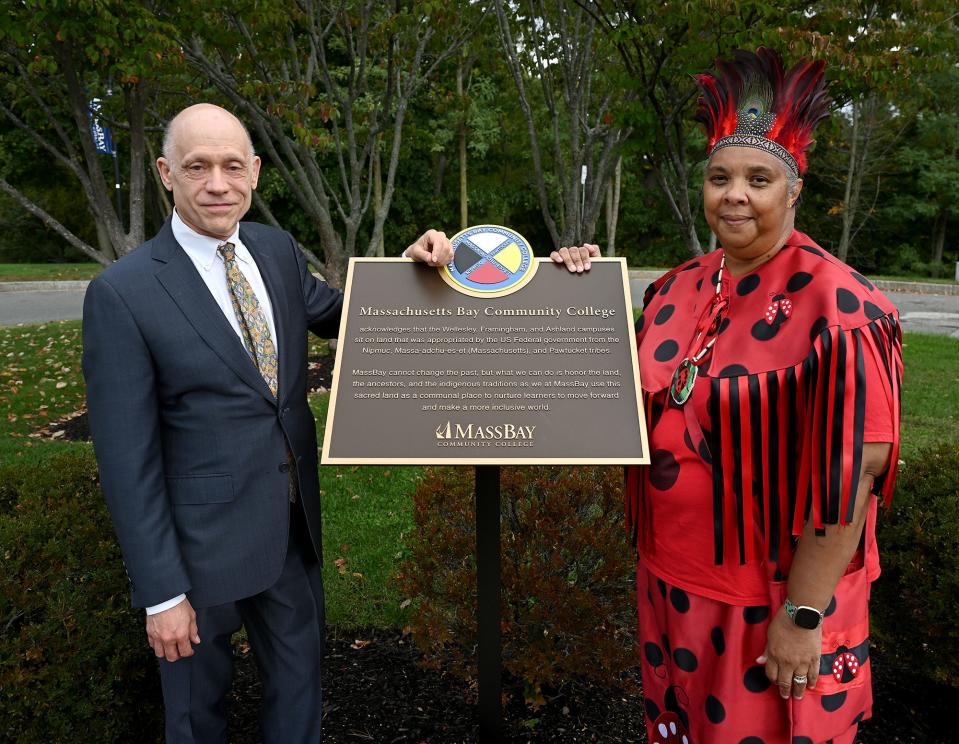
<box><xmin>82</xmin><ymin>275</ymin><xmax>191</xmax><ymax>608</ymax></box>
<box><xmin>290</xmin><ymin>233</ymin><xmax>343</xmax><ymax>337</ymax></box>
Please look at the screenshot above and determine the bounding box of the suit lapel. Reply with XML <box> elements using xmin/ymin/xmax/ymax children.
<box><xmin>242</xmin><ymin>226</ymin><xmax>293</xmax><ymax>404</ymax></box>
<box><xmin>151</xmin><ymin>221</ymin><xmax>277</xmax><ymax>405</ymax></box>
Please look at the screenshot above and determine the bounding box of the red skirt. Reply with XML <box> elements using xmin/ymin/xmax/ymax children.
<box><xmin>637</xmin><ymin>560</ymin><xmax>872</xmax><ymax>744</ymax></box>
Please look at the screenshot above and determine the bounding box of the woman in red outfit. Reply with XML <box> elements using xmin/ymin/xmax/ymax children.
<box><xmin>626</xmin><ymin>49</ymin><xmax>902</xmax><ymax>743</ymax></box>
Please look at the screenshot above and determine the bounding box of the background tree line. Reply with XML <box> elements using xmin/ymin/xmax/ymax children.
<box><xmin>0</xmin><ymin>0</ymin><xmax>956</xmax><ymax>287</ymax></box>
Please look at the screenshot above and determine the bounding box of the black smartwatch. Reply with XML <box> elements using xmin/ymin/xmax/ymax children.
<box><xmin>784</xmin><ymin>598</ymin><xmax>825</xmax><ymax>630</ymax></box>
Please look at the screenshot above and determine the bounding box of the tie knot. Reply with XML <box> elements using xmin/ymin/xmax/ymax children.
<box><xmin>217</xmin><ymin>242</ymin><xmax>236</xmax><ymax>262</ymax></box>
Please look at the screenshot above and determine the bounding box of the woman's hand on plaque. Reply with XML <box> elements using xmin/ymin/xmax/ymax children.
<box><xmin>404</xmin><ymin>229</ymin><xmax>454</xmax><ymax>266</ymax></box>
<box><xmin>550</xmin><ymin>244</ymin><xmax>600</xmax><ymax>273</ymax></box>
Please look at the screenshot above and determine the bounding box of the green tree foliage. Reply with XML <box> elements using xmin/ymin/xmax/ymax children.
<box><xmin>0</xmin><ymin>0</ymin><xmax>180</xmax><ymax>264</ymax></box>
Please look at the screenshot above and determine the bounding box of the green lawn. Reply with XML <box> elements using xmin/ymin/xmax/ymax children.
<box><xmin>1</xmin><ymin>322</ymin><xmax>956</xmax><ymax>629</ymax></box>
<box><xmin>0</xmin><ymin>263</ymin><xmax>102</xmax><ymax>282</ymax></box>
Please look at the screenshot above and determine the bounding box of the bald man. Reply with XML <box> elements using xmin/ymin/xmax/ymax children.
<box><xmin>81</xmin><ymin>104</ymin><xmax>456</xmax><ymax>743</ymax></box>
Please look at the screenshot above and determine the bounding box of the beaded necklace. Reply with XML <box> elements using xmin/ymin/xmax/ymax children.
<box><xmin>668</xmin><ymin>254</ymin><xmax>727</xmax><ymax>405</ymax></box>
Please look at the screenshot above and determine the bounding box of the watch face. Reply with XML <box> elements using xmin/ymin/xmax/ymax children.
<box><xmin>794</xmin><ymin>607</ymin><xmax>823</xmax><ymax>630</ymax></box>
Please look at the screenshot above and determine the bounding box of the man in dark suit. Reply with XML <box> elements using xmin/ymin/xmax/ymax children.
<box><xmin>81</xmin><ymin>103</ymin><xmax>454</xmax><ymax>743</ymax></box>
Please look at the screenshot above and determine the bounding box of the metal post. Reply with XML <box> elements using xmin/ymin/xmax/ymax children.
<box><xmin>112</xmin><ymin>148</ymin><xmax>123</xmax><ymax>232</ymax></box>
<box><xmin>475</xmin><ymin>464</ymin><xmax>503</xmax><ymax>742</ymax></box>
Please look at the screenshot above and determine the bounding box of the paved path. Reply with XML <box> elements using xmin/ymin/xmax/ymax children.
<box><xmin>2</xmin><ymin>277</ymin><xmax>959</xmax><ymax>338</ymax></box>
<box><xmin>627</xmin><ymin>271</ymin><xmax>959</xmax><ymax>338</ymax></box>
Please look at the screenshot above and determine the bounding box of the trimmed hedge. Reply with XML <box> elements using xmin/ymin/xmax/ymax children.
<box><xmin>0</xmin><ymin>450</ymin><xmax>162</xmax><ymax>743</ymax></box>
<box><xmin>873</xmin><ymin>442</ymin><xmax>959</xmax><ymax>688</ymax></box>
<box><xmin>397</xmin><ymin>466</ymin><xmax>638</xmax><ymax>704</ymax></box>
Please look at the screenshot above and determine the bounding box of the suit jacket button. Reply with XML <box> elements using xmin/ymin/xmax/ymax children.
<box><xmin>279</xmin><ymin>462</ymin><xmax>290</xmax><ymax>473</ymax></box>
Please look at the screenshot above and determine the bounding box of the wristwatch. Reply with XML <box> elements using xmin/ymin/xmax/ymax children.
<box><xmin>784</xmin><ymin>598</ymin><xmax>825</xmax><ymax>630</ymax></box>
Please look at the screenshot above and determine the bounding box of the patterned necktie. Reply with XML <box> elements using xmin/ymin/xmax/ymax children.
<box><xmin>217</xmin><ymin>242</ymin><xmax>278</xmax><ymax>397</ymax></box>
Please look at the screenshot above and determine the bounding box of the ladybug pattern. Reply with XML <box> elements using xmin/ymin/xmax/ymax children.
<box><xmin>763</xmin><ymin>292</ymin><xmax>793</xmax><ymax>325</ymax></box>
<box><xmin>631</xmin><ymin>230</ymin><xmax>899</xmax><ymax>743</ymax></box>
<box><xmin>832</xmin><ymin>648</ymin><xmax>861</xmax><ymax>683</ymax></box>
<box><xmin>650</xmin><ymin>711</ymin><xmax>690</xmax><ymax>744</ymax></box>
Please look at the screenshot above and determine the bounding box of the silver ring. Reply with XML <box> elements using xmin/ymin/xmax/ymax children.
<box><xmin>792</xmin><ymin>674</ymin><xmax>808</xmax><ymax>685</ymax></box>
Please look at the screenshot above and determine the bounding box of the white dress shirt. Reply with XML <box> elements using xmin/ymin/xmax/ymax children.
<box><xmin>146</xmin><ymin>210</ymin><xmax>279</xmax><ymax>616</ymax></box>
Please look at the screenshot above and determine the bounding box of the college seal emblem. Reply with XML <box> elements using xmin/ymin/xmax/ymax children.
<box><xmin>440</xmin><ymin>224</ymin><xmax>537</xmax><ymax>297</ymax></box>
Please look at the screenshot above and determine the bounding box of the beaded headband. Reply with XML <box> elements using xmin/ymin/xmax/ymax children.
<box><xmin>694</xmin><ymin>47</ymin><xmax>831</xmax><ymax>176</ymax></box>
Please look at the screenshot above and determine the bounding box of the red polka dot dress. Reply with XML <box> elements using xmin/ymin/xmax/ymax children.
<box><xmin>628</xmin><ymin>231</ymin><xmax>902</xmax><ymax>744</ymax></box>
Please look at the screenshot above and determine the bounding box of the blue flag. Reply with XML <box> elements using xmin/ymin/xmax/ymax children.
<box><xmin>88</xmin><ymin>98</ymin><xmax>115</xmax><ymax>155</ymax></box>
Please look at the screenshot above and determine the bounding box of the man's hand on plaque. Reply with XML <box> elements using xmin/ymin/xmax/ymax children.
<box><xmin>404</xmin><ymin>229</ymin><xmax>454</xmax><ymax>267</ymax></box>
<box><xmin>550</xmin><ymin>244</ymin><xmax>600</xmax><ymax>274</ymax></box>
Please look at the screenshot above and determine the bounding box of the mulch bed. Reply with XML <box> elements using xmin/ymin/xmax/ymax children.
<box><xmin>226</xmin><ymin>628</ymin><xmax>954</xmax><ymax>743</ymax></box>
<box><xmin>39</xmin><ymin>356</ymin><xmax>955</xmax><ymax>741</ymax></box>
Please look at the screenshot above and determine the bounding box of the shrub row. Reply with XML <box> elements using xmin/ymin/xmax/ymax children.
<box><xmin>0</xmin><ymin>450</ymin><xmax>162</xmax><ymax>743</ymax></box>
<box><xmin>396</xmin><ymin>465</ymin><xmax>639</xmax><ymax>704</ymax></box>
<box><xmin>872</xmin><ymin>442</ymin><xmax>959</xmax><ymax>687</ymax></box>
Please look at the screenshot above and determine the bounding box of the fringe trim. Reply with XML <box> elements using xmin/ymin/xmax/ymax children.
<box><xmin>626</xmin><ymin>314</ymin><xmax>902</xmax><ymax>566</ymax></box>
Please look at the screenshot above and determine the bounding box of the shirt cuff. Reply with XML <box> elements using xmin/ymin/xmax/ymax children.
<box><xmin>146</xmin><ymin>594</ymin><xmax>187</xmax><ymax>615</ymax></box>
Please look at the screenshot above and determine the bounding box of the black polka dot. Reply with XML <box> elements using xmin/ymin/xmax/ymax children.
<box><xmin>786</xmin><ymin>271</ymin><xmax>814</xmax><ymax>292</ymax></box>
<box><xmin>710</xmin><ymin>626</ymin><xmax>725</xmax><ymax>656</ymax></box>
<box><xmin>711</xmin><ymin>269</ymin><xmax>721</xmax><ymax>286</ymax></box>
<box><xmin>851</xmin><ymin>272</ymin><xmax>874</xmax><ymax>291</ymax></box>
<box><xmin>836</xmin><ymin>288</ymin><xmax>860</xmax><ymax>314</ymax></box>
<box><xmin>743</xmin><ymin>605</ymin><xmax>770</xmax><ymax>624</ymax></box>
<box><xmin>660</xmin><ymin>275</ymin><xmax>677</xmax><ymax>295</ymax></box>
<box><xmin>696</xmin><ymin>277</ymin><xmax>704</xmax><ymax>291</ymax></box>
<box><xmin>773</xmin><ymin>567</ymin><xmax>785</xmax><ymax>581</ymax></box>
<box><xmin>657</xmin><ymin>578</ymin><xmax>667</xmax><ymax>597</ymax></box>
<box><xmin>635</xmin><ymin>314</ymin><xmax>645</xmax><ymax>333</ymax></box>
<box><xmin>737</xmin><ymin>274</ymin><xmax>761</xmax><ymax>296</ymax></box>
<box><xmin>664</xmin><ymin>686</ymin><xmax>690</xmax><ymax>730</ymax></box>
<box><xmin>863</xmin><ymin>301</ymin><xmax>885</xmax><ymax>320</ymax></box>
<box><xmin>644</xmin><ymin>642</ymin><xmax>664</xmax><ymax>667</ymax></box>
<box><xmin>706</xmin><ymin>694</ymin><xmax>726</xmax><ymax>723</ymax></box>
<box><xmin>744</xmin><ymin>665</ymin><xmax>771</xmax><ymax>692</ymax></box>
<box><xmin>654</xmin><ymin>339</ymin><xmax>680</xmax><ymax>362</ymax></box>
<box><xmin>740</xmin><ymin>738</ymin><xmax>765</xmax><ymax>744</ymax></box>
<box><xmin>650</xmin><ymin>449</ymin><xmax>680</xmax><ymax>490</ymax></box>
<box><xmin>824</xmin><ymin>596</ymin><xmax>837</xmax><ymax>617</ymax></box>
<box><xmin>643</xmin><ymin>698</ymin><xmax>660</xmax><ymax>723</ymax></box>
<box><xmin>698</xmin><ymin>439</ymin><xmax>713</xmax><ymax>465</ymax></box>
<box><xmin>647</xmin><ymin>589</ymin><xmax>654</xmax><ymax>605</ymax></box>
<box><xmin>698</xmin><ymin>356</ymin><xmax>712</xmax><ymax>376</ymax></box>
<box><xmin>792</xmin><ymin>738</ymin><xmax>814</xmax><ymax>744</ymax></box>
<box><xmin>751</xmin><ymin>318</ymin><xmax>780</xmax><ymax>341</ymax></box>
<box><xmin>718</xmin><ymin>364</ymin><xmax>748</xmax><ymax>377</ymax></box>
<box><xmin>681</xmin><ymin>261</ymin><xmax>702</xmax><ymax>272</ymax></box>
<box><xmin>821</xmin><ymin>691</ymin><xmax>847</xmax><ymax>712</ymax></box>
<box><xmin>718</xmin><ymin>316</ymin><xmax>731</xmax><ymax>335</ymax></box>
<box><xmin>673</xmin><ymin>647</ymin><xmax>698</xmax><ymax>672</ymax></box>
<box><xmin>669</xmin><ymin>587</ymin><xmax>690</xmax><ymax>613</ymax></box>
<box><xmin>800</xmin><ymin>244</ymin><xmax>824</xmax><ymax>257</ymax></box>
<box><xmin>852</xmin><ymin>710</ymin><xmax>865</xmax><ymax>723</ymax></box>
<box><xmin>809</xmin><ymin>316</ymin><xmax>829</xmax><ymax>342</ymax></box>
<box><xmin>683</xmin><ymin>429</ymin><xmax>696</xmax><ymax>454</ymax></box>
<box><xmin>661</xmin><ymin>634</ymin><xmax>671</xmax><ymax>658</ymax></box>
<box><xmin>655</xmin><ymin>304</ymin><xmax>676</xmax><ymax>325</ymax></box>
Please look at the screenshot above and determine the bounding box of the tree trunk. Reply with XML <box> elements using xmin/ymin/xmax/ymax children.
<box><xmin>932</xmin><ymin>206</ymin><xmax>948</xmax><ymax>266</ymax></box>
<box><xmin>838</xmin><ymin>97</ymin><xmax>875</xmax><ymax>263</ymax></box>
<box><xmin>373</xmin><ymin>135</ymin><xmax>384</xmax><ymax>257</ymax></box>
<box><xmin>604</xmin><ymin>156</ymin><xmax>621</xmax><ymax>256</ymax></box>
<box><xmin>457</xmin><ymin>54</ymin><xmax>468</xmax><ymax>231</ymax></box>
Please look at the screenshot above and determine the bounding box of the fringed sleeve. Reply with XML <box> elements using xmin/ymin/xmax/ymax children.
<box><xmin>708</xmin><ymin>313</ymin><xmax>902</xmax><ymax>566</ymax></box>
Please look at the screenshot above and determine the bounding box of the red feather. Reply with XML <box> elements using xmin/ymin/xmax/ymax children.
<box><xmin>695</xmin><ymin>47</ymin><xmax>831</xmax><ymax>174</ymax></box>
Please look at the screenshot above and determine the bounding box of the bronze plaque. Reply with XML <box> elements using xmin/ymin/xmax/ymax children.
<box><xmin>321</xmin><ymin>258</ymin><xmax>649</xmax><ymax>464</ymax></box>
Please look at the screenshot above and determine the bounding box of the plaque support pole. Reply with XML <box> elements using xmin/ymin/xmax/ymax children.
<box><xmin>475</xmin><ymin>465</ymin><xmax>503</xmax><ymax>742</ymax></box>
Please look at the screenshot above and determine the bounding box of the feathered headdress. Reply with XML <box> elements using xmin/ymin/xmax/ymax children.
<box><xmin>694</xmin><ymin>47</ymin><xmax>831</xmax><ymax>176</ymax></box>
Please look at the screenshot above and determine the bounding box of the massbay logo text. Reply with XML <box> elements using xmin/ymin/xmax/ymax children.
<box><xmin>435</xmin><ymin>421</ymin><xmax>536</xmax><ymax>448</ymax></box>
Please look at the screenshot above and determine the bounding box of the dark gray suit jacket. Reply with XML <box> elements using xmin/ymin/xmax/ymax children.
<box><xmin>82</xmin><ymin>219</ymin><xmax>341</xmax><ymax>609</ymax></box>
